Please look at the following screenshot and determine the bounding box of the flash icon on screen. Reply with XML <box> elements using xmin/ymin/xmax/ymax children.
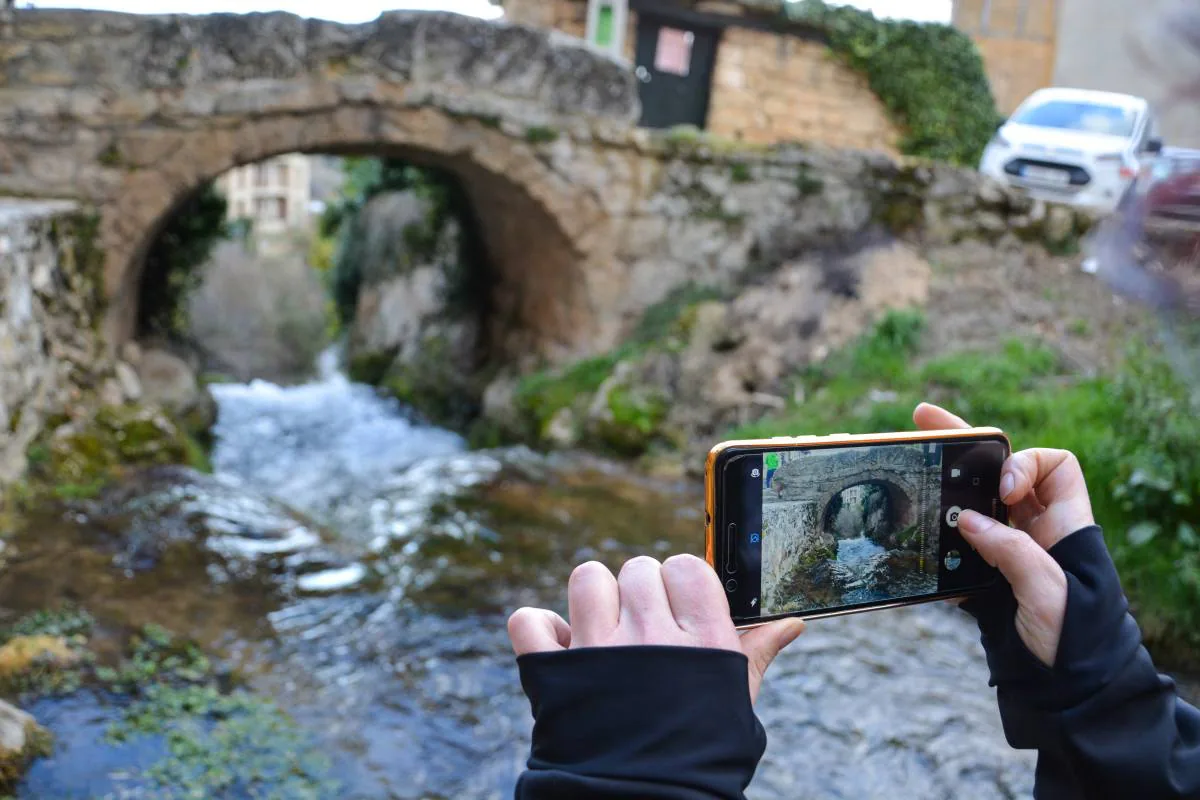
<box><xmin>750</xmin><ymin>598</ymin><xmax>758</xmax><ymax>608</ymax></box>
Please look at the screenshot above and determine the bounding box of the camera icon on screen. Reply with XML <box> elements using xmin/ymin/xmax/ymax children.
<box><xmin>751</xmin><ymin>468</ymin><xmax>761</xmax><ymax>479</ymax></box>
<box><xmin>945</xmin><ymin>506</ymin><xmax>963</xmax><ymax>528</ymax></box>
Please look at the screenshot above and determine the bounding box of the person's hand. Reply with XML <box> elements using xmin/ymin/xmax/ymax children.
<box><xmin>914</xmin><ymin>403</ymin><xmax>1096</xmax><ymax>667</ymax></box>
<box><xmin>508</xmin><ymin>555</ymin><xmax>806</xmax><ymax>702</ymax></box>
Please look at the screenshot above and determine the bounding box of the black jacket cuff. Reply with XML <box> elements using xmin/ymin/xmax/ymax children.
<box><xmin>517</xmin><ymin>646</ymin><xmax>766</xmax><ymax>799</ymax></box>
<box><xmin>962</xmin><ymin>525</ymin><xmax>1144</xmax><ymax>712</ymax></box>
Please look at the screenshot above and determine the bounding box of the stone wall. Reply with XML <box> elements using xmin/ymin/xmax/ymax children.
<box><xmin>0</xmin><ymin>9</ymin><xmax>640</xmax><ymax>359</ymax></box>
<box><xmin>501</xmin><ymin>0</ymin><xmax>900</xmax><ymax>152</ymax></box>
<box><xmin>952</xmin><ymin>0</ymin><xmax>1056</xmax><ymax>115</ymax></box>
<box><xmin>0</xmin><ymin>202</ymin><xmax>116</xmax><ymax>484</ymax></box>
<box><xmin>705</xmin><ymin>26</ymin><xmax>898</xmax><ymax>150</ymax></box>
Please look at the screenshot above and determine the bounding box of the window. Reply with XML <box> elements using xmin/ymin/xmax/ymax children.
<box><xmin>276</xmin><ymin>162</ymin><xmax>290</xmax><ymax>186</ymax></box>
<box><xmin>1011</xmin><ymin>100</ymin><xmax>1138</xmax><ymax>138</ymax></box>
<box><xmin>254</xmin><ymin>163</ymin><xmax>270</xmax><ymax>188</ymax></box>
<box><xmin>586</xmin><ymin>0</ymin><xmax>627</xmax><ymax>57</ymax></box>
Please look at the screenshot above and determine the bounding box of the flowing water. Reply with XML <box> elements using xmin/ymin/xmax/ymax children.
<box><xmin>2</xmin><ymin>360</ymin><xmax>1037</xmax><ymax>799</ymax></box>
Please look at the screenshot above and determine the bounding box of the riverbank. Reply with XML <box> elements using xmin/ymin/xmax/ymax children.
<box><xmin>0</xmin><ymin>363</ymin><xmax>1041</xmax><ymax>798</ymax></box>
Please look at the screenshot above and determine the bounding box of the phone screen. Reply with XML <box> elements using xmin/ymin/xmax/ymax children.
<box><xmin>717</xmin><ymin>437</ymin><xmax>1008</xmax><ymax>623</ymax></box>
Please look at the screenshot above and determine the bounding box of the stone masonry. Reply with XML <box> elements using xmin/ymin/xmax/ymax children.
<box><xmin>502</xmin><ymin>0</ymin><xmax>901</xmax><ymax>151</ymax></box>
<box><xmin>0</xmin><ymin>10</ymin><xmax>1098</xmax><ymax>485</ymax></box>
<box><xmin>0</xmin><ymin>201</ymin><xmax>124</xmax><ymax>483</ymax></box>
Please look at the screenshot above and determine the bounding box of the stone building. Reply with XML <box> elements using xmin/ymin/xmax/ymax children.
<box><xmin>953</xmin><ymin>0</ymin><xmax>1200</xmax><ymax>148</ymax></box>
<box><xmin>500</xmin><ymin>0</ymin><xmax>900</xmax><ymax>152</ymax></box>
<box><xmin>215</xmin><ymin>153</ymin><xmax>313</xmax><ymax>234</ymax></box>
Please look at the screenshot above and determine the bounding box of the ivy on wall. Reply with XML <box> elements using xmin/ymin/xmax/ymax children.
<box><xmin>137</xmin><ymin>183</ymin><xmax>229</xmax><ymax>339</ymax></box>
<box><xmin>787</xmin><ymin>0</ymin><xmax>1002</xmax><ymax>166</ymax></box>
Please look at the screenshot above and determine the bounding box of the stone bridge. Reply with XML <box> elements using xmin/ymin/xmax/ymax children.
<box><xmin>760</xmin><ymin>445</ymin><xmax>942</xmax><ymax>607</ymax></box>
<box><xmin>0</xmin><ymin>9</ymin><xmax>647</xmax><ymax>357</ymax></box>
<box><xmin>770</xmin><ymin>444</ymin><xmax>938</xmax><ymax>533</ymax></box>
<box><xmin>0</xmin><ymin>8</ymin><xmax>1090</xmax><ymax>483</ymax></box>
<box><xmin>0</xmin><ymin>8</ymin><xmax>1072</xmax><ymax>362</ymax></box>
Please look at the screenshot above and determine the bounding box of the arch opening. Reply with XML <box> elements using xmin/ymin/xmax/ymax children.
<box><xmin>821</xmin><ymin>479</ymin><xmax>917</xmax><ymax>549</ymax></box>
<box><xmin>105</xmin><ymin>108</ymin><xmax>596</xmax><ymax>376</ymax></box>
<box><xmin>107</xmin><ymin>108</ymin><xmax>599</xmax><ymax>427</ymax></box>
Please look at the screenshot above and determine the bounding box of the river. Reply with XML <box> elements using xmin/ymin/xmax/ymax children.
<box><xmin>2</xmin><ymin>359</ymin><xmax>1036</xmax><ymax>799</ymax></box>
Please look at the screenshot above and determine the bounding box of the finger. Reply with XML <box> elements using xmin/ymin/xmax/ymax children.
<box><xmin>1007</xmin><ymin>493</ymin><xmax>1045</xmax><ymax>533</ymax></box>
<box><xmin>740</xmin><ymin>619</ymin><xmax>806</xmax><ymax>702</ymax></box>
<box><xmin>1000</xmin><ymin>449</ymin><xmax>1093</xmax><ymax>547</ymax></box>
<box><xmin>958</xmin><ymin>510</ymin><xmax>1064</xmax><ymax>597</ymax></box>
<box><xmin>568</xmin><ymin>561</ymin><xmax>620</xmax><ymax>647</ymax></box>
<box><xmin>913</xmin><ymin>402</ymin><xmax>970</xmax><ymax>431</ymax></box>
<box><xmin>508</xmin><ymin>608</ymin><xmax>571</xmax><ymax>656</ymax></box>
<box><xmin>660</xmin><ymin>554</ymin><xmax>738</xmax><ymax>646</ymax></box>
<box><xmin>617</xmin><ymin>556</ymin><xmax>676</xmax><ymax>634</ymax></box>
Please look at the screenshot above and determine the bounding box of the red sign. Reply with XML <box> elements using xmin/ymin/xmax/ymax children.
<box><xmin>655</xmin><ymin>27</ymin><xmax>695</xmax><ymax>76</ymax></box>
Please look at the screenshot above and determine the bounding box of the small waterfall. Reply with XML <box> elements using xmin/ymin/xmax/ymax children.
<box><xmin>833</xmin><ymin>535</ymin><xmax>889</xmax><ymax>602</ymax></box>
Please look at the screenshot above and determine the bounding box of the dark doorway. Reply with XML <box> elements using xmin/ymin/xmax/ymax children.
<box><xmin>633</xmin><ymin>15</ymin><xmax>719</xmax><ymax>129</ymax></box>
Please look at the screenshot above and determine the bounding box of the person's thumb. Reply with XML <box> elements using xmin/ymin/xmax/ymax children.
<box><xmin>507</xmin><ymin>608</ymin><xmax>571</xmax><ymax>656</ymax></box>
<box><xmin>740</xmin><ymin>618</ymin><xmax>805</xmax><ymax>702</ymax></box>
<box><xmin>957</xmin><ymin>510</ymin><xmax>1063</xmax><ymax>598</ymax></box>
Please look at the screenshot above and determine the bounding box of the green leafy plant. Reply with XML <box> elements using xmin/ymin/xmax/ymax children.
<box><xmin>731</xmin><ymin>311</ymin><xmax>1200</xmax><ymax>668</ymax></box>
<box><xmin>322</xmin><ymin>158</ymin><xmax>481</xmax><ymax>328</ymax></box>
<box><xmin>137</xmin><ymin>183</ymin><xmax>230</xmax><ymax>339</ymax></box>
<box><xmin>787</xmin><ymin>0</ymin><xmax>1002</xmax><ymax>165</ymax></box>
<box><xmin>102</xmin><ymin>626</ymin><xmax>336</xmax><ymax>799</ymax></box>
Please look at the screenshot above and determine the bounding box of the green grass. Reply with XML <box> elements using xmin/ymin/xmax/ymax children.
<box><xmin>732</xmin><ymin>309</ymin><xmax>1200</xmax><ymax>669</ymax></box>
<box><xmin>514</xmin><ymin>284</ymin><xmax>725</xmax><ymax>440</ymax></box>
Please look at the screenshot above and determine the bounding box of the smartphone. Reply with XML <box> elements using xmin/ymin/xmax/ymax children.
<box><xmin>705</xmin><ymin>429</ymin><xmax>1010</xmax><ymax>626</ymax></box>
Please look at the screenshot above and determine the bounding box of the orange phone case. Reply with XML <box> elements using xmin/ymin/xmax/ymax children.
<box><xmin>704</xmin><ymin>428</ymin><xmax>1011</xmax><ymax>625</ymax></box>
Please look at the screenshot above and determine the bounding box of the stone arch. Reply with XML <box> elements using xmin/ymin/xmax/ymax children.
<box><xmin>819</xmin><ymin>478</ymin><xmax>916</xmax><ymax>544</ymax></box>
<box><xmin>104</xmin><ymin>106</ymin><xmax>598</xmax><ymax>361</ymax></box>
<box><xmin>0</xmin><ymin>9</ymin><xmax>642</xmax><ymax>361</ymax></box>
<box><xmin>770</xmin><ymin>444</ymin><xmax>936</xmax><ymax>548</ymax></box>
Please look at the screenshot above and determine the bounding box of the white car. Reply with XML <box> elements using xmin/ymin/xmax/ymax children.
<box><xmin>979</xmin><ymin>87</ymin><xmax>1164</xmax><ymax>213</ymax></box>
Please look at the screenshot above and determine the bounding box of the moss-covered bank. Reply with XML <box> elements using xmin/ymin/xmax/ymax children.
<box><xmin>3</xmin><ymin>404</ymin><xmax>211</xmax><ymax>513</ymax></box>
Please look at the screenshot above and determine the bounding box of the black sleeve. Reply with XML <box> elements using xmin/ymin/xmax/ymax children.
<box><xmin>515</xmin><ymin>645</ymin><xmax>766</xmax><ymax>799</ymax></box>
<box><xmin>963</xmin><ymin>525</ymin><xmax>1200</xmax><ymax>799</ymax></box>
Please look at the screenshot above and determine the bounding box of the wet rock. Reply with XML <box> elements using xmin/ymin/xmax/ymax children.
<box><xmin>544</xmin><ymin>407</ymin><xmax>578</xmax><ymax>448</ymax></box>
<box><xmin>23</xmin><ymin>404</ymin><xmax>204</xmax><ymax>502</ymax></box>
<box><xmin>0</xmin><ymin>698</ymin><xmax>50</xmax><ymax>790</ymax></box>
<box><xmin>345</xmin><ymin>191</ymin><xmax>483</xmax><ymax>428</ymax></box>
<box><xmin>91</xmin><ymin>467</ymin><xmax>333</xmax><ymax>576</ymax></box>
<box><xmin>136</xmin><ymin>348</ymin><xmax>216</xmax><ymax>435</ymax></box>
<box><xmin>114</xmin><ymin>361</ymin><xmax>143</xmax><ymax>401</ymax></box>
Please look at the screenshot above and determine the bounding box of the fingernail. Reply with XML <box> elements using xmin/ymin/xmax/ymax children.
<box><xmin>957</xmin><ymin>508</ymin><xmax>987</xmax><ymax>533</ymax></box>
<box><xmin>1000</xmin><ymin>472</ymin><xmax>1015</xmax><ymax>500</ymax></box>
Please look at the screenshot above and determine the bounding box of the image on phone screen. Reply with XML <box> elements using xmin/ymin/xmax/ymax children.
<box><xmin>719</xmin><ymin>439</ymin><xmax>1006</xmax><ymax>622</ymax></box>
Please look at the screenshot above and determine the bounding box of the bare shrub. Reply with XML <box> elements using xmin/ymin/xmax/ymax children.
<box><xmin>187</xmin><ymin>239</ymin><xmax>331</xmax><ymax>384</ymax></box>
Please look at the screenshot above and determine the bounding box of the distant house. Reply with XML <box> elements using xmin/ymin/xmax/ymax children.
<box><xmin>216</xmin><ymin>154</ymin><xmax>313</xmax><ymax>235</ymax></box>
<box><xmin>501</xmin><ymin>0</ymin><xmax>901</xmax><ymax>153</ymax></box>
<box><xmin>953</xmin><ymin>0</ymin><xmax>1200</xmax><ymax>148</ymax></box>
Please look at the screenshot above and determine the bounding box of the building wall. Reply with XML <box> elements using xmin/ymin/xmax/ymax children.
<box><xmin>706</xmin><ymin>26</ymin><xmax>897</xmax><ymax>150</ymax></box>
<box><xmin>1053</xmin><ymin>0</ymin><xmax>1200</xmax><ymax>148</ymax></box>
<box><xmin>504</xmin><ymin>0</ymin><xmax>899</xmax><ymax>153</ymax></box>
<box><xmin>954</xmin><ymin>0</ymin><xmax>1200</xmax><ymax>147</ymax></box>
<box><xmin>216</xmin><ymin>153</ymin><xmax>312</xmax><ymax>235</ymax></box>
<box><xmin>953</xmin><ymin>0</ymin><xmax>1057</xmax><ymax>115</ymax></box>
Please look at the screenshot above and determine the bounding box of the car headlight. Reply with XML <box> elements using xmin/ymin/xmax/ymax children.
<box><xmin>1097</xmin><ymin>152</ymin><xmax>1137</xmax><ymax>179</ymax></box>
